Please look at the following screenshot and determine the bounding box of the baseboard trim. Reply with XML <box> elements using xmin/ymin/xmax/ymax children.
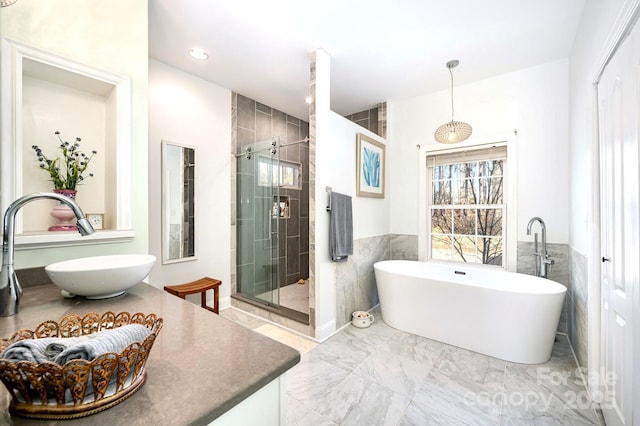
<box><xmin>315</xmin><ymin>319</ymin><xmax>337</xmax><ymax>342</ymax></box>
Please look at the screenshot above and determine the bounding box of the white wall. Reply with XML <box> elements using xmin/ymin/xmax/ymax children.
<box><xmin>21</xmin><ymin>76</ymin><xmax>107</xmax><ymax>231</ymax></box>
<box><xmin>320</xmin><ymin>113</ymin><xmax>390</xmax><ymax>240</ymax></box>
<box><xmin>1</xmin><ymin>0</ymin><xmax>149</xmax><ymax>267</ymax></box>
<box><xmin>312</xmin><ymin>49</ymin><xmax>390</xmax><ymax>338</ymax></box>
<box><xmin>567</xmin><ymin>0</ymin><xmax>640</xmax><ymax>403</ymax></box>
<box><xmin>569</xmin><ymin>0</ymin><xmax>626</xmax><ymax>254</ymax></box>
<box><xmin>388</xmin><ymin>59</ymin><xmax>570</xmax><ymax>244</ymax></box>
<box><xmin>148</xmin><ymin>59</ymin><xmax>232</xmax><ymax>304</ymax></box>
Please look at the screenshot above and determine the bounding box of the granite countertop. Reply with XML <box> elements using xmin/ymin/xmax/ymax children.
<box><xmin>0</xmin><ymin>283</ymin><xmax>300</xmax><ymax>425</ymax></box>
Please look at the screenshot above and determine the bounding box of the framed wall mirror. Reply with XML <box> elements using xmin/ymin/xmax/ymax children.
<box><xmin>161</xmin><ymin>140</ymin><xmax>196</xmax><ymax>264</ymax></box>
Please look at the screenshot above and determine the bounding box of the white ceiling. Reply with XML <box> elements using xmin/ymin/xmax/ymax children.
<box><xmin>149</xmin><ymin>0</ymin><xmax>585</xmax><ymax>120</ymax></box>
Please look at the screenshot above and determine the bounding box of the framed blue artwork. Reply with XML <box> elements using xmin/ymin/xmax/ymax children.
<box><xmin>356</xmin><ymin>133</ymin><xmax>385</xmax><ymax>198</ymax></box>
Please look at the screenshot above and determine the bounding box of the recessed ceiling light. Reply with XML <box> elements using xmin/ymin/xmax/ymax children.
<box><xmin>188</xmin><ymin>48</ymin><xmax>209</xmax><ymax>61</ymax></box>
<box><xmin>305</xmin><ymin>96</ymin><xmax>312</xmax><ymax>104</ymax></box>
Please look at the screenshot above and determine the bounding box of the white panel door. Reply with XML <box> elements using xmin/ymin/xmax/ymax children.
<box><xmin>598</xmin><ymin>17</ymin><xmax>640</xmax><ymax>426</ymax></box>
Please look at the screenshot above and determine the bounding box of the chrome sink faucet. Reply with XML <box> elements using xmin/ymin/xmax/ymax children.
<box><xmin>0</xmin><ymin>193</ymin><xmax>95</xmax><ymax>317</ymax></box>
<box><xmin>526</xmin><ymin>216</ymin><xmax>554</xmax><ymax>278</ymax></box>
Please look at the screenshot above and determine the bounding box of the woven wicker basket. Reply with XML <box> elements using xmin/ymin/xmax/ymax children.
<box><xmin>0</xmin><ymin>311</ymin><xmax>163</xmax><ymax>419</ymax></box>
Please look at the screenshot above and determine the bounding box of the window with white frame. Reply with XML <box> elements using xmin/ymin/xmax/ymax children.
<box><xmin>427</xmin><ymin>146</ymin><xmax>507</xmax><ymax>266</ymax></box>
<box><xmin>257</xmin><ymin>157</ymin><xmax>302</xmax><ymax>189</ymax></box>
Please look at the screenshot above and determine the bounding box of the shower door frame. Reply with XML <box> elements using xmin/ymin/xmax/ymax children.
<box><xmin>235</xmin><ymin>137</ymin><xmax>281</xmax><ymax>309</ymax></box>
<box><xmin>232</xmin><ymin>136</ymin><xmax>311</xmax><ymax>325</ymax></box>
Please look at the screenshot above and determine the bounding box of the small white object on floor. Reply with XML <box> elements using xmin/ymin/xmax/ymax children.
<box><xmin>351</xmin><ymin>311</ymin><xmax>374</xmax><ymax>328</ymax></box>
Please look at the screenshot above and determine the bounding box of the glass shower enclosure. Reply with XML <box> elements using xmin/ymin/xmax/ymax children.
<box><xmin>236</xmin><ymin>137</ymin><xmax>281</xmax><ymax>307</ymax></box>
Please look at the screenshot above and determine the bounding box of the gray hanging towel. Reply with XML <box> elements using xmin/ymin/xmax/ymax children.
<box><xmin>329</xmin><ymin>191</ymin><xmax>353</xmax><ymax>262</ymax></box>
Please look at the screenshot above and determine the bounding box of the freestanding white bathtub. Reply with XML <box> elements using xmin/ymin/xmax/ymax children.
<box><xmin>373</xmin><ymin>260</ymin><xmax>566</xmax><ymax>364</ymax></box>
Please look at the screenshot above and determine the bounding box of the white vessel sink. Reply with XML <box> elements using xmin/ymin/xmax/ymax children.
<box><xmin>45</xmin><ymin>254</ymin><xmax>156</xmax><ymax>299</ymax></box>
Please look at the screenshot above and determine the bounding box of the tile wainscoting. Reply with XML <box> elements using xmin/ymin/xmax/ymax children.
<box><xmin>569</xmin><ymin>248</ymin><xmax>589</xmax><ymax>371</ymax></box>
<box><xmin>517</xmin><ymin>243</ymin><xmax>589</xmax><ymax>375</ymax></box>
<box><xmin>390</xmin><ymin>234</ymin><xmax>419</xmax><ymax>261</ymax></box>
<box><xmin>517</xmin><ymin>242</ymin><xmax>570</xmax><ymax>334</ymax></box>
<box><xmin>334</xmin><ymin>234</ymin><xmax>418</xmax><ymax>329</ymax></box>
<box><xmin>516</xmin><ymin>242</ymin><xmax>570</xmax><ymax>286</ymax></box>
<box><xmin>335</xmin><ymin>235</ymin><xmax>390</xmax><ymax>328</ymax></box>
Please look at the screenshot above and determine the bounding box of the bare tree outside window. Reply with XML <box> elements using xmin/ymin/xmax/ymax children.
<box><xmin>430</xmin><ymin>159</ymin><xmax>504</xmax><ymax>265</ymax></box>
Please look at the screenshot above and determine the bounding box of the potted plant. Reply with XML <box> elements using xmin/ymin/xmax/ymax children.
<box><xmin>31</xmin><ymin>131</ymin><xmax>97</xmax><ymax>231</ymax></box>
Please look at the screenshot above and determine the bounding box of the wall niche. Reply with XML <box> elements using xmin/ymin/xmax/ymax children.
<box><xmin>1</xmin><ymin>38</ymin><xmax>133</xmax><ymax>246</ymax></box>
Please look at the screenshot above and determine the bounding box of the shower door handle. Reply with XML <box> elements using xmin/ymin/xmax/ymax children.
<box><xmin>268</xmin><ymin>210</ymin><xmax>278</xmax><ymax>237</ymax></box>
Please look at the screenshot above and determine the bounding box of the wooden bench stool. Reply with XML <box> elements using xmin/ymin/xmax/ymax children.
<box><xmin>164</xmin><ymin>277</ymin><xmax>222</xmax><ymax>314</ymax></box>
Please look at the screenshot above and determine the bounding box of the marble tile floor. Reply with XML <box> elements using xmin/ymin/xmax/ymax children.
<box><xmin>221</xmin><ymin>306</ymin><xmax>604</xmax><ymax>425</ymax></box>
<box><xmin>254</xmin><ymin>323</ymin><xmax>318</xmax><ymax>354</ymax></box>
<box><xmin>219</xmin><ymin>306</ymin><xmax>318</xmax><ymax>354</ymax></box>
<box><xmin>286</xmin><ymin>307</ymin><xmax>605</xmax><ymax>426</ymax></box>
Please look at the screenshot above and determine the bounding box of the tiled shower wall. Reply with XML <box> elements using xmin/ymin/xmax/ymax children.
<box><xmin>229</xmin><ymin>52</ymin><xmax>388</xmax><ymax>336</ymax></box>
<box><xmin>231</xmin><ymin>93</ymin><xmax>310</xmax><ymax>298</ymax></box>
<box><xmin>183</xmin><ymin>148</ymin><xmax>196</xmax><ymax>256</ymax></box>
<box><xmin>168</xmin><ymin>148</ymin><xmax>195</xmax><ymax>259</ymax></box>
<box><xmin>344</xmin><ymin>102</ymin><xmax>387</xmax><ymax>138</ymax></box>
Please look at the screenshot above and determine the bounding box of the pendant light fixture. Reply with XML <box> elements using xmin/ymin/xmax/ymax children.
<box><xmin>434</xmin><ymin>60</ymin><xmax>472</xmax><ymax>144</ymax></box>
